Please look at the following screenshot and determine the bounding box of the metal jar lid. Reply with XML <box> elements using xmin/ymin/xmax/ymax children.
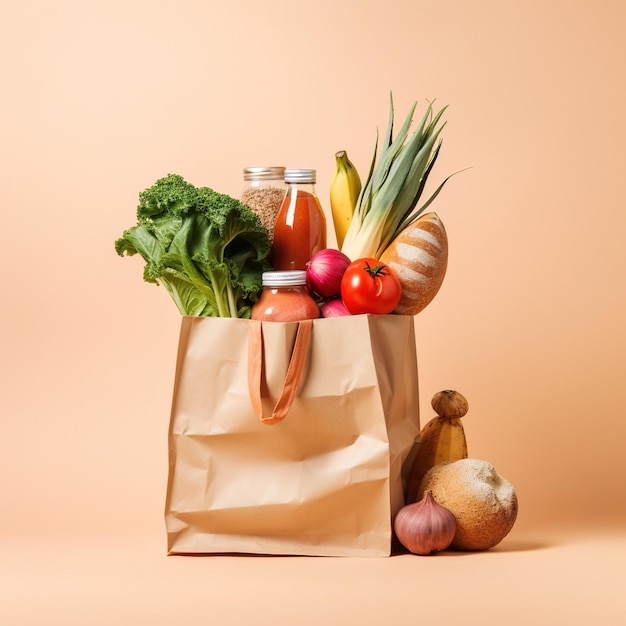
<box><xmin>261</xmin><ymin>270</ymin><xmax>307</xmax><ymax>286</ymax></box>
<box><xmin>284</xmin><ymin>169</ymin><xmax>316</xmax><ymax>184</ymax></box>
<box><xmin>243</xmin><ymin>167</ymin><xmax>286</xmax><ymax>181</ymax></box>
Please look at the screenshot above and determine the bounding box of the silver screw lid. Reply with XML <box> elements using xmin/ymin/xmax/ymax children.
<box><xmin>262</xmin><ymin>270</ymin><xmax>307</xmax><ymax>286</ymax></box>
<box><xmin>243</xmin><ymin>167</ymin><xmax>286</xmax><ymax>181</ymax></box>
<box><xmin>284</xmin><ymin>169</ymin><xmax>316</xmax><ymax>184</ymax></box>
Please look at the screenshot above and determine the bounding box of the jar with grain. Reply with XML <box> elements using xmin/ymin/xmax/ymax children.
<box><xmin>240</xmin><ymin>167</ymin><xmax>287</xmax><ymax>243</ymax></box>
<box><xmin>250</xmin><ymin>271</ymin><xmax>320</xmax><ymax>322</ymax></box>
<box><xmin>272</xmin><ymin>169</ymin><xmax>327</xmax><ymax>271</ymax></box>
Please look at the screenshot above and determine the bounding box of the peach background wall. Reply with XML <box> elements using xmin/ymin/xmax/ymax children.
<box><xmin>1</xmin><ymin>1</ymin><xmax>625</xmax><ymax>620</ymax></box>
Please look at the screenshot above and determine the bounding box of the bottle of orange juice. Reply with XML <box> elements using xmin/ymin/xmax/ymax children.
<box><xmin>272</xmin><ymin>169</ymin><xmax>327</xmax><ymax>271</ymax></box>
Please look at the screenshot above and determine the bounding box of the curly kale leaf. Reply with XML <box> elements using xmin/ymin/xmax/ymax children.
<box><xmin>115</xmin><ymin>174</ymin><xmax>271</xmax><ymax>317</ymax></box>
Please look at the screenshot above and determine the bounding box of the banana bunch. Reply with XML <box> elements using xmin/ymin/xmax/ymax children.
<box><xmin>405</xmin><ymin>390</ymin><xmax>469</xmax><ymax>503</ymax></box>
<box><xmin>329</xmin><ymin>150</ymin><xmax>361</xmax><ymax>249</ymax></box>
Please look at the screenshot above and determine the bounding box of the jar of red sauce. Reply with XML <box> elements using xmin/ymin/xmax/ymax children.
<box><xmin>272</xmin><ymin>169</ymin><xmax>327</xmax><ymax>271</ymax></box>
<box><xmin>251</xmin><ymin>271</ymin><xmax>320</xmax><ymax>322</ymax></box>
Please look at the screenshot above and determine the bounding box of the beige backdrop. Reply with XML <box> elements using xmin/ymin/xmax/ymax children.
<box><xmin>1</xmin><ymin>0</ymin><xmax>625</xmax><ymax>623</ymax></box>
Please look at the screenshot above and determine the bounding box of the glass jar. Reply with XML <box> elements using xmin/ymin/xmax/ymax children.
<box><xmin>251</xmin><ymin>271</ymin><xmax>320</xmax><ymax>322</ymax></box>
<box><xmin>272</xmin><ymin>168</ymin><xmax>327</xmax><ymax>271</ymax></box>
<box><xmin>240</xmin><ymin>167</ymin><xmax>287</xmax><ymax>243</ymax></box>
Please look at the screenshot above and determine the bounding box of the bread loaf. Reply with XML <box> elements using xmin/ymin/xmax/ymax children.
<box><xmin>380</xmin><ymin>212</ymin><xmax>448</xmax><ymax>315</ymax></box>
<box><xmin>418</xmin><ymin>458</ymin><xmax>518</xmax><ymax>551</ymax></box>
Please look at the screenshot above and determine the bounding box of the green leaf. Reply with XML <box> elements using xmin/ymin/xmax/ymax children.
<box><xmin>371</xmin><ymin>99</ymin><xmax>418</xmax><ymax>193</ymax></box>
<box><xmin>115</xmin><ymin>174</ymin><xmax>271</xmax><ymax>317</ymax></box>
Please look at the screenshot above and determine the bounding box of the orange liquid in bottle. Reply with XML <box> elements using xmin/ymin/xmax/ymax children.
<box><xmin>272</xmin><ymin>189</ymin><xmax>327</xmax><ymax>271</ymax></box>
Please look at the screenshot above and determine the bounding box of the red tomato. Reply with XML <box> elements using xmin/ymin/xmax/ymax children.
<box><xmin>340</xmin><ymin>257</ymin><xmax>402</xmax><ymax>315</ymax></box>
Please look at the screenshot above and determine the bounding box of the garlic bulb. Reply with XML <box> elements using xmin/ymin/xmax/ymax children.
<box><xmin>394</xmin><ymin>490</ymin><xmax>457</xmax><ymax>555</ymax></box>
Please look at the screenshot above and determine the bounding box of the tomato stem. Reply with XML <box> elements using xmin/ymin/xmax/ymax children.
<box><xmin>363</xmin><ymin>261</ymin><xmax>389</xmax><ymax>278</ymax></box>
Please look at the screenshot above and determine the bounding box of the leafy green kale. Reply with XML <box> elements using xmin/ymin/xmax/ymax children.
<box><xmin>115</xmin><ymin>174</ymin><xmax>271</xmax><ymax>318</ymax></box>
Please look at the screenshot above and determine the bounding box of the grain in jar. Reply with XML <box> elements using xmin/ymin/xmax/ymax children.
<box><xmin>241</xmin><ymin>167</ymin><xmax>286</xmax><ymax>243</ymax></box>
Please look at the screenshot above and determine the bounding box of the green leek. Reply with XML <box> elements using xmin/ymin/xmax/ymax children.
<box><xmin>341</xmin><ymin>94</ymin><xmax>457</xmax><ymax>261</ymax></box>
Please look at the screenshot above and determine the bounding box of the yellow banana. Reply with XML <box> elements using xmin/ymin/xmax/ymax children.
<box><xmin>405</xmin><ymin>390</ymin><xmax>469</xmax><ymax>503</ymax></box>
<box><xmin>330</xmin><ymin>150</ymin><xmax>361</xmax><ymax>249</ymax></box>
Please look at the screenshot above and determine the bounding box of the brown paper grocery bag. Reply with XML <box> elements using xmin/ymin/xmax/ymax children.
<box><xmin>165</xmin><ymin>314</ymin><xmax>420</xmax><ymax>557</ymax></box>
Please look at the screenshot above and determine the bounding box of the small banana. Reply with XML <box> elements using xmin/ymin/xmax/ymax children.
<box><xmin>405</xmin><ymin>390</ymin><xmax>469</xmax><ymax>503</ymax></box>
<box><xmin>330</xmin><ymin>150</ymin><xmax>361</xmax><ymax>249</ymax></box>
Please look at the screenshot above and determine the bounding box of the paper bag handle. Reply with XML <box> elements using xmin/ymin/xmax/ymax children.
<box><xmin>247</xmin><ymin>319</ymin><xmax>313</xmax><ymax>425</ymax></box>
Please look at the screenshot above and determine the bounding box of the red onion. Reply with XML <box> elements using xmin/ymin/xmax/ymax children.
<box><xmin>320</xmin><ymin>299</ymin><xmax>351</xmax><ymax>318</ymax></box>
<box><xmin>394</xmin><ymin>490</ymin><xmax>457</xmax><ymax>555</ymax></box>
<box><xmin>306</xmin><ymin>249</ymin><xmax>351</xmax><ymax>298</ymax></box>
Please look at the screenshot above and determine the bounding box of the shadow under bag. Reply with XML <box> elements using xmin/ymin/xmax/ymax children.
<box><xmin>165</xmin><ymin>314</ymin><xmax>420</xmax><ymax>556</ymax></box>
